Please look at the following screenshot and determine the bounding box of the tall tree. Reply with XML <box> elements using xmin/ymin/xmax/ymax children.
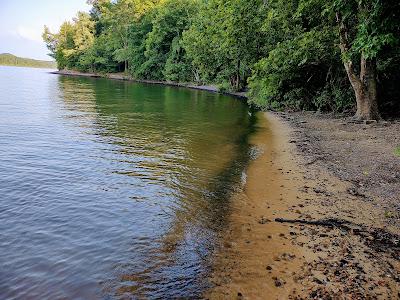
<box><xmin>248</xmin><ymin>0</ymin><xmax>345</xmax><ymax>111</ymax></box>
<box><xmin>183</xmin><ymin>0</ymin><xmax>267</xmax><ymax>90</ymax></box>
<box><xmin>331</xmin><ymin>0</ymin><xmax>398</xmax><ymax>120</ymax></box>
<box><xmin>142</xmin><ymin>0</ymin><xmax>197</xmax><ymax>80</ymax></box>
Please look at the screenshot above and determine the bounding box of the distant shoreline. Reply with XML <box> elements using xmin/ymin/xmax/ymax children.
<box><xmin>51</xmin><ymin>69</ymin><xmax>248</xmax><ymax>100</ymax></box>
<box><xmin>0</xmin><ymin>53</ymin><xmax>56</xmax><ymax>69</ymax></box>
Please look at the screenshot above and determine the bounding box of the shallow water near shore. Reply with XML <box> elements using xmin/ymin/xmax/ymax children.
<box><xmin>0</xmin><ymin>66</ymin><xmax>257</xmax><ymax>299</ymax></box>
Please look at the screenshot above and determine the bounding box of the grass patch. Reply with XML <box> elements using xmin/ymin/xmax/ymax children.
<box><xmin>394</xmin><ymin>146</ymin><xmax>400</xmax><ymax>157</ymax></box>
<box><xmin>384</xmin><ymin>211</ymin><xmax>396</xmax><ymax>218</ymax></box>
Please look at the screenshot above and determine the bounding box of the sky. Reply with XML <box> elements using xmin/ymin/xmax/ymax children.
<box><xmin>0</xmin><ymin>0</ymin><xmax>91</xmax><ymax>60</ymax></box>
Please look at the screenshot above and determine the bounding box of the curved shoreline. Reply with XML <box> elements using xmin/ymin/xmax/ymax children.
<box><xmin>50</xmin><ymin>70</ymin><xmax>248</xmax><ymax>100</ymax></box>
<box><xmin>51</xmin><ymin>70</ymin><xmax>399</xmax><ymax>297</ymax></box>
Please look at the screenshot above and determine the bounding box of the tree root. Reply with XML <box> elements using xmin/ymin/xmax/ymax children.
<box><xmin>275</xmin><ymin>218</ymin><xmax>400</xmax><ymax>256</ymax></box>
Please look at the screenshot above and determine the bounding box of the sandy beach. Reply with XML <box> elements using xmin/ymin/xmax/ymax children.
<box><xmin>208</xmin><ymin>112</ymin><xmax>399</xmax><ymax>299</ymax></box>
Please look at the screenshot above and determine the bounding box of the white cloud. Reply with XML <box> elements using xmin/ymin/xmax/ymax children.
<box><xmin>14</xmin><ymin>26</ymin><xmax>43</xmax><ymax>43</ymax></box>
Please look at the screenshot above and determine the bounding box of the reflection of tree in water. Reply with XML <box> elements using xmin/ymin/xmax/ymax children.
<box><xmin>56</xmin><ymin>75</ymin><xmax>256</xmax><ymax>298</ymax></box>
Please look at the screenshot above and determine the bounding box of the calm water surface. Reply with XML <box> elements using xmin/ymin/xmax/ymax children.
<box><xmin>0</xmin><ymin>66</ymin><xmax>256</xmax><ymax>299</ymax></box>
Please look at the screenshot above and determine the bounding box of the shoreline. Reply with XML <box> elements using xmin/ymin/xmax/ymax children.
<box><xmin>208</xmin><ymin>112</ymin><xmax>399</xmax><ymax>298</ymax></box>
<box><xmin>208</xmin><ymin>112</ymin><xmax>310</xmax><ymax>298</ymax></box>
<box><xmin>53</xmin><ymin>69</ymin><xmax>399</xmax><ymax>297</ymax></box>
<box><xmin>50</xmin><ymin>69</ymin><xmax>248</xmax><ymax>100</ymax></box>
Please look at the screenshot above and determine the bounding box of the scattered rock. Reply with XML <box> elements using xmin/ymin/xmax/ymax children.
<box><xmin>273</xmin><ymin>277</ymin><xmax>285</xmax><ymax>287</ymax></box>
<box><xmin>258</xmin><ymin>216</ymin><xmax>271</xmax><ymax>224</ymax></box>
<box><xmin>313</xmin><ymin>187</ymin><xmax>333</xmax><ymax>196</ymax></box>
<box><xmin>347</xmin><ymin>187</ymin><xmax>365</xmax><ymax>197</ymax></box>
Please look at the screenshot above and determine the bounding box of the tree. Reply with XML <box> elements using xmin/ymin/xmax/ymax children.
<box><xmin>248</xmin><ymin>0</ymin><xmax>348</xmax><ymax>111</ymax></box>
<box><xmin>141</xmin><ymin>0</ymin><xmax>198</xmax><ymax>80</ymax></box>
<box><xmin>331</xmin><ymin>0</ymin><xmax>399</xmax><ymax>120</ymax></box>
<box><xmin>248</xmin><ymin>0</ymin><xmax>400</xmax><ymax>117</ymax></box>
<box><xmin>43</xmin><ymin>12</ymin><xmax>95</xmax><ymax>71</ymax></box>
<box><xmin>43</xmin><ymin>22</ymin><xmax>76</xmax><ymax>70</ymax></box>
<box><xmin>183</xmin><ymin>0</ymin><xmax>267</xmax><ymax>90</ymax></box>
<box><xmin>126</xmin><ymin>13</ymin><xmax>153</xmax><ymax>78</ymax></box>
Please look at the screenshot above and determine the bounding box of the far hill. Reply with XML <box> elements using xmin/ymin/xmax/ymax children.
<box><xmin>0</xmin><ymin>53</ymin><xmax>56</xmax><ymax>69</ymax></box>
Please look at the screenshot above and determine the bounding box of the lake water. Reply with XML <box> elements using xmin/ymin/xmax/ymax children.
<box><xmin>0</xmin><ymin>66</ymin><xmax>256</xmax><ymax>299</ymax></box>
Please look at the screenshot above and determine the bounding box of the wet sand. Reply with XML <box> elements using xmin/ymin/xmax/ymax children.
<box><xmin>207</xmin><ymin>112</ymin><xmax>399</xmax><ymax>299</ymax></box>
<box><xmin>208</xmin><ymin>112</ymin><xmax>310</xmax><ymax>299</ymax></box>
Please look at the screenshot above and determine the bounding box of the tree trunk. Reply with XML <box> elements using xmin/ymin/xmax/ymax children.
<box><xmin>236</xmin><ymin>59</ymin><xmax>241</xmax><ymax>91</ymax></box>
<box><xmin>336</xmin><ymin>13</ymin><xmax>380</xmax><ymax>120</ymax></box>
<box><xmin>193</xmin><ymin>69</ymin><xmax>200</xmax><ymax>83</ymax></box>
<box><xmin>354</xmin><ymin>57</ymin><xmax>380</xmax><ymax>120</ymax></box>
<box><xmin>343</xmin><ymin>56</ymin><xmax>380</xmax><ymax>120</ymax></box>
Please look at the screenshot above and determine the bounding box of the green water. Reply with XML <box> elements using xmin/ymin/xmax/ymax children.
<box><xmin>0</xmin><ymin>66</ymin><xmax>256</xmax><ymax>299</ymax></box>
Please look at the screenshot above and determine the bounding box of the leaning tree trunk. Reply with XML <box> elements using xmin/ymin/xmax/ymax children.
<box><xmin>336</xmin><ymin>13</ymin><xmax>381</xmax><ymax>120</ymax></box>
<box><xmin>344</xmin><ymin>57</ymin><xmax>380</xmax><ymax>120</ymax></box>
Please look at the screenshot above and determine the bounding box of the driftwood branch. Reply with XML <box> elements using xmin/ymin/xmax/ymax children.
<box><xmin>275</xmin><ymin>218</ymin><xmax>351</xmax><ymax>228</ymax></box>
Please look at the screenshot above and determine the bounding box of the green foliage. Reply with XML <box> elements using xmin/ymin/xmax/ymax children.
<box><xmin>163</xmin><ymin>37</ymin><xmax>193</xmax><ymax>82</ymax></box>
<box><xmin>43</xmin><ymin>0</ymin><xmax>400</xmax><ymax>116</ymax></box>
<box><xmin>394</xmin><ymin>147</ymin><xmax>400</xmax><ymax>158</ymax></box>
<box><xmin>217</xmin><ymin>82</ymin><xmax>232</xmax><ymax>93</ymax></box>
<box><xmin>141</xmin><ymin>0</ymin><xmax>197</xmax><ymax>80</ymax></box>
<box><xmin>42</xmin><ymin>13</ymin><xmax>95</xmax><ymax>70</ymax></box>
<box><xmin>331</xmin><ymin>0</ymin><xmax>398</xmax><ymax>60</ymax></box>
<box><xmin>248</xmin><ymin>0</ymin><xmax>400</xmax><ymax>113</ymax></box>
<box><xmin>126</xmin><ymin>14</ymin><xmax>153</xmax><ymax>78</ymax></box>
<box><xmin>248</xmin><ymin>21</ymin><xmax>343</xmax><ymax>110</ymax></box>
<box><xmin>183</xmin><ymin>0</ymin><xmax>267</xmax><ymax>90</ymax></box>
<box><xmin>80</xmin><ymin>32</ymin><xmax>120</xmax><ymax>72</ymax></box>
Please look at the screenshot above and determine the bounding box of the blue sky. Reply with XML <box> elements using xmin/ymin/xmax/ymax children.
<box><xmin>0</xmin><ymin>0</ymin><xmax>91</xmax><ymax>60</ymax></box>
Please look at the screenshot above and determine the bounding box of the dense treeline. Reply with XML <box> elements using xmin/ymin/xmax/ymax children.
<box><xmin>43</xmin><ymin>0</ymin><xmax>400</xmax><ymax>119</ymax></box>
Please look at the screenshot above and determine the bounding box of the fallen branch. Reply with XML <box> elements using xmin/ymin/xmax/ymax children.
<box><xmin>274</xmin><ymin>217</ymin><xmax>351</xmax><ymax>228</ymax></box>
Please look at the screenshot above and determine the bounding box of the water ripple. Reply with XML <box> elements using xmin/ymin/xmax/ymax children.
<box><xmin>0</xmin><ymin>66</ymin><xmax>255</xmax><ymax>299</ymax></box>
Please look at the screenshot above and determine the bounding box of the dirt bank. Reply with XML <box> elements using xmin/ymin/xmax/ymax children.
<box><xmin>207</xmin><ymin>112</ymin><xmax>399</xmax><ymax>299</ymax></box>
